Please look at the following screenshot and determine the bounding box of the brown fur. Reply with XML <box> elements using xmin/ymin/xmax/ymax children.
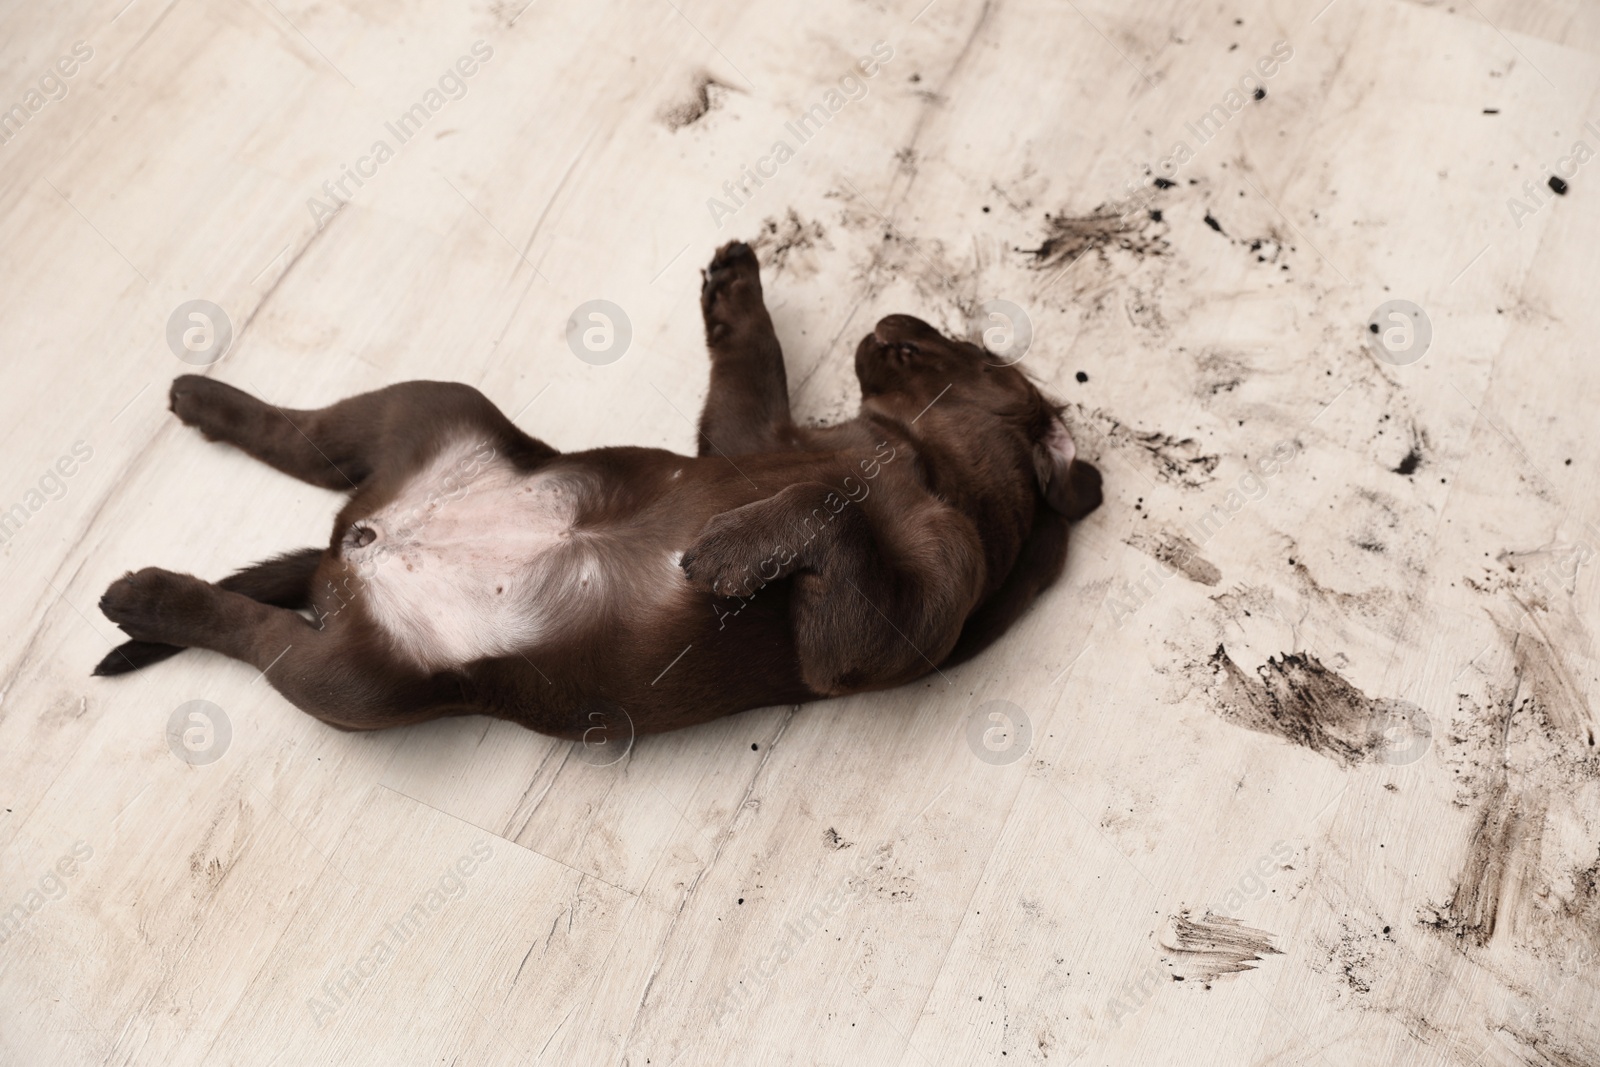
<box><xmin>94</xmin><ymin>242</ymin><xmax>1101</xmax><ymax>739</ymax></box>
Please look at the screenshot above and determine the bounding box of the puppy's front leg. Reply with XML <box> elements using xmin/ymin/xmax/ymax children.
<box><xmin>680</xmin><ymin>482</ymin><xmax>849</xmax><ymax>598</ymax></box>
<box><xmin>682</xmin><ymin>487</ymin><xmax>987</xmax><ymax>695</ymax></box>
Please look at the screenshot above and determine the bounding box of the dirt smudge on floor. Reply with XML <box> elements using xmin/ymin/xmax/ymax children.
<box><xmin>1017</xmin><ymin>205</ymin><xmax>1168</xmax><ymax>269</ymax></box>
<box><xmin>661</xmin><ymin>72</ymin><xmax>733</xmax><ymax>130</ymax></box>
<box><xmin>1192</xmin><ymin>348</ymin><xmax>1248</xmax><ymax>398</ymax></box>
<box><xmin>1123</xmin><ymin>285</ymin><xmax>1167</xmax><ymax>331</ymax></box>
<box><xmin>1203</xmin><ymin>646</ymin><xmax>1427</xmax><ymax>767</ymax></box>
<box><xmin>1207</xmin><ymin>583</ymin><xmax>1275</xmax><ymax>621</ymax></box>
<box><xmin>750</xmin><ymin>209</ymin><xmax>830</xmax><ymax>276</ymax></box>
<box><xmin>1493</xmin><ymin>1027</ymin><xmax>1599</xmax><ymax>1067</ymax></box>
<box><xmin>1393</xmin><ymin>445</ymin><xmax>1422</xmax><ymax>476</ymax></box>
<box><xmin>1420</xmin><ymin>615</ymin><xmax>1600</xmax><ymax>959</ymax></box>
<box><xmin>1160</xmin><ymin>910</ymin><xmax>1282</xmax><ymax>983</ymax></box>
<box><xmin>1127</xmin><ymin>530</ymin><xmax>1222</xmax><ymax>586</ymax></box>
<box><xmin>1286</xmin><ymin>560</ymin><xmax>1408</xmax><ymax>641</ymax></box>
<box><xmin>1069</xmin><ymin>405</ymin><xmax>1220</xmax><ymax>488</ymax></box>
<box><xmin>1313</xmin><ymin>914</ymin><xmax>1396</xmax><ymax>997</ymax></box>
<box><xmin>1388</xmin><ymin>420</ymin><xmax>1429</xmax><ymax>477</ymax></box>
<box><xmin>1418</xmin><ymin>780</ymin><xmax>1538</xmax><ymax>946</ymax></box>
<box><xmin>1505</xmin><ymin>610</ymin><xmax>1597</xmax><ymax>742</ymax></box>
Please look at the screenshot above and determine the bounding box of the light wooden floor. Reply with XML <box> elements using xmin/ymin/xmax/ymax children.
<box><xmin>4</xmin><ymin>0</ymin><xmax>1599</xmax><ymax>1063</ymax></box>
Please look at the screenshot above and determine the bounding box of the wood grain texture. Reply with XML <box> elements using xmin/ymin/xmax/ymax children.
<box><xmin>2</xmin><ymin>0</ymin><xmax>1598</xmax><ymax>1064</ymax></box>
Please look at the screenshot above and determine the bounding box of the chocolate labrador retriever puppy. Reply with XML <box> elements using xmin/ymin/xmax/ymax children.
<box><xmin>95</xmin><ymin>241</ymin><xmax>1100</xmax><ymax>740</ymax></box>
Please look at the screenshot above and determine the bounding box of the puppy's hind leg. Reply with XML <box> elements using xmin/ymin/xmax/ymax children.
<box><xmin>93</xmin><ymin>547</ymin><xmax>325</xmax><ymax>676</ymax></box>
<box><xmin>98</xmin><ymin>567</ymin><xmax>467</xmax><ymax>730</ymax></box>
<box><xmin>697</xmin><ymin>241</ymin><xmax>797</xmax><ymax>456</ymax></box>
<box><xmin>168</xmin><ymin>377</ymin><xmax>558</xmax><ymax>490</ymax></box>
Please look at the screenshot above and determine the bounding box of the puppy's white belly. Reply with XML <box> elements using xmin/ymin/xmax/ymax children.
<box><xmin>340</xmin><ymin>439</ymin><xmax>599</xmax><ymax>669</ymax></box>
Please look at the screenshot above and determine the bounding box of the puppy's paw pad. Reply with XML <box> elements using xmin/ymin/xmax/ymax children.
<box><xmin>709</xmin><ymin>240</ymin><xmax>758</xmax><ymax>273</ymax></box>
<box><xmin>700</xmin><ymin>242</ymin><xmax>763</xmax><ymax>324</ymax></box>
<box><xmin>99</xmin><ymin>568</ymin><xmax>209</xmax><ymax>641</ymax></box>
<box><xmin>168</xmin><ymin>376</ymin><xmax>245</xmax><ymax>439</ymax></box>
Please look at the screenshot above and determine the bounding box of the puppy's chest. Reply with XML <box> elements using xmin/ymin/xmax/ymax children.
<box><xmin>337</xmin><ymin>440</ymin><xmax>604</xmax><ymax>667</ymax></box>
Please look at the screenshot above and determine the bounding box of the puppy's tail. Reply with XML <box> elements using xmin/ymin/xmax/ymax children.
<box><xmin>93</xmin><ymin>639</ymin><xmax>187</xmax><ymax>676</ymax></box>
<box><xmin>92</xmin><ymin>547</ymin><xmax>325</xmax><ymax>676</ymax></box>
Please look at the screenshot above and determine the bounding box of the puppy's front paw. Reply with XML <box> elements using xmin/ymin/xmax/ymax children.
<box><xmin>99</xmin><ymin>567</ymin><xmax>214</xmax><ymax>643</ymax></box>
<box><xmin>680</xmin><ymin>514</ymin><xmax>770</xmax><ymax>599</ymax></box>
<box><xmin>680</xmin><ymin>541</ymin><xmax>751</xmax><ymax>599</ymax></box>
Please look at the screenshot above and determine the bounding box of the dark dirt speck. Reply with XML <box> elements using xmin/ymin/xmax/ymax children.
<box><xmin>1549</xmin><ymin>175</ymin><xmax>1569</xmax><ymax>195</ymax></box>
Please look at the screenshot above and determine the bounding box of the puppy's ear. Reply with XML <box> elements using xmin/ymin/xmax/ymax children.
<box><xmin>1033</xmin><ymin>419</ymin><xmax>1102</xmax><ymax>520</ymax></box>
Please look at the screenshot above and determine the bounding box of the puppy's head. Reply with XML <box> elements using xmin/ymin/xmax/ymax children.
<box><xmin>854</xmin><ymin>314</ymin><xmax>1101</xmax><ymax>520</ymax></box>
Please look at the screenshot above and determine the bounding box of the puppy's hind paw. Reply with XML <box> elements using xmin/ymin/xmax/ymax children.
<box><xmin>707</xmin><ymin>239</ymin><xmax>759</xmax><ymax>275</ymax></box>
<box><xmin>99</xmin><ymin>567</ymin><xmax>214</xmax><ymax>644</ymax></box>
<box><xmin>169</xmin><ymin>375</ymin><xmax>255</xmax><ymax>442</ymax></box>
<box><xmin>700</xmin><ymin>241</ymin><xmax>766</xmax><ymax>343</ymax></box>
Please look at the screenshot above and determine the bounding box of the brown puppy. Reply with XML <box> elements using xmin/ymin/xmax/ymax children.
<box><xmin>94</xmin><ymin>242</ymin><xmax>1101</xmax><ymax>740</ymax></box>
